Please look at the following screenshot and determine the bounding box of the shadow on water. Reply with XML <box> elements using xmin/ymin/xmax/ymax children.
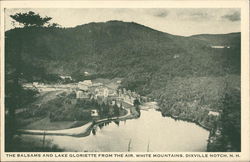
<box><xmin>91</xmin><ymin>128</ymin><xmax>96</xmax><ymax>135</ymax></box>
<box><xmin>92</xmin><ymin>120</ymin><xmax>113</xmax><ymax>135</ymax></box>
<box><xmin>91</xmin><ymin>119</ymin><xmax>128</xmax><ymax>136</ymax></box>
<box><xmin>90</xmin><ymin>105</ymin><xmax>142</xmax><ymax>136</ymax></box>
<box><xmin>114</xmin><ymin>120</ymin><xmax>120</xmax><ymax>126</ymax></box>
<box><xmin>98</xmin><ymin>123</ymin><xmax>104</xmax><ymax>130</ymax></box>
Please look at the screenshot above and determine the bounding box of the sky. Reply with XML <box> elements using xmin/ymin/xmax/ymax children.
<box><xmin>5</xmin><ymin>8</ymin><xmax>240</xmax><ymax>36</ymax></box>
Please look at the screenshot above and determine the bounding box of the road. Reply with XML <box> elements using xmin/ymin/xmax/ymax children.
<box><xmin>17</xmin><ymin>101</ymin><xmax>136</xmax><ymax>137</ymax></box>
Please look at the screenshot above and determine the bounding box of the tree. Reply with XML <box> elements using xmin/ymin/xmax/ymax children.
<box><xmin>5</xmin><ymin>34</ymin><xmax>22</xmax><ymax>151</ymax></box>
<box><xmin>114</xmin><ymin>104</ymin><xmax>120</xmax><ymax>116</ymax></box>
<box><xmin>120</xmin><ymin>102</ymin><xmax>123</xmax><ymax>109</ymax></box>
<box><xmin>133</xmin><ymin>98</ymin><xmax>141</xmax><ymax>117</ymax></box>
<box><xmin>133</xmin><ymin>98</ymin><xmax>140</xmax><ymax>107</ymax></box>
<box><xmin>10</xmin><ymin>11</ymin><xmax>52</xmax><ymax>27</ymax></box>
<box><xmin>221</xmin><ymin>88</ymin><xmax>241</xmax><ymax>151</ymax></box>
<box><xmin>101</xmin><ymin>102</ymin><xmax>108</xmax><ymax>116</ymax></box>
<box><xmin>5</xmin><ymin>11</ymin><xmax>54</xmax><ymax>151</ymax></box>
<box><xmin>48</xmin><ymin>23</ymin><xmax>61</xmax><ymax>28</ymax></box>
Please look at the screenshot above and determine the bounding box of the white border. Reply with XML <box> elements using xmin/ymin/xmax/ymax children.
<box><xmin>0</xmin><ymin>0</ymin><xmax>249</xmax><ymax>161</ymax></box>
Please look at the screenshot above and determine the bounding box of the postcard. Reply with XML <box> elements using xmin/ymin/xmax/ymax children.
<box><xmin>0</xmin><ymin>0</ymin><xmax>249</xmax><ymax>161</ymax></box>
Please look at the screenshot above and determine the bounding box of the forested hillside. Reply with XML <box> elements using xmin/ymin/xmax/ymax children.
<box><xmin>5</xmin><ymin>21</ymin><xmax>240</xmax><ymax>82</ymax></box>
<box><xmin>5</xmin><ymin>20</ymin><xmax>241</xmax><ymax>151</ymax></box>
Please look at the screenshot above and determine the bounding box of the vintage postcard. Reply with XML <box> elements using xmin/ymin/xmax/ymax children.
<box><xmin>0</xmin><ymin>0</ymin><xmax>249</xmax><ymax>161</ymax></box>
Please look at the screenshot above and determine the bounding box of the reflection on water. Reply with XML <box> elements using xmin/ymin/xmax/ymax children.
<box><xmin>114</xmin><ymin>120</ymin><xmax>120</xmax><ymax>126</ymax></box>
<box><xmin>92</xmin><ymin>127</ymin><xmax>96</xmax><ymax>135</ymax></box>
<box><xmin>24</xmin><ymin>102</ymin><xmax>209</xmax><ymax>152</ymax></box>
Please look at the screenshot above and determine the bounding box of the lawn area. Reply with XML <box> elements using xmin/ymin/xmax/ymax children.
<box><xmin>23</xmin><ymin>117</ymin><xmax>89</xmax><ymax>130</ymax></box>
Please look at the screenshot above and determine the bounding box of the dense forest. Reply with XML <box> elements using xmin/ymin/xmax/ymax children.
<box><xmin>5</xmin><ymin>21</ymin><xmax>241</xmax><ymax>151</ymax></box>
<box><xmin>5</xmin><ymin>21</ymin><xmax>240</xmax><ymax>81</ymax></box>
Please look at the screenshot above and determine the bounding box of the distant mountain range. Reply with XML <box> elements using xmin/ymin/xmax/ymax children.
<box><xmin>5</xmin><ymin>20</ymin><xmax>240</xmax><ymax>86</ymax></box>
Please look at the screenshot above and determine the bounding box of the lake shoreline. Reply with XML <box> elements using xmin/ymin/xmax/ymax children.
<box><xmin>17</xmin><ymin>103</ymin><xmax>139</xmax><ymax>137</ymax></box>
<box><xmin>43</xmin><ymin>105</ymin><xmax>209</xmax><ymax>152</ymax></box>
<box><xmin>16</xmin><ymin>102</ymin><xmax>209</xmax><ymax>152</ymax></box>
<box><xmin>161</xmin><ymin>112</ymin><xmax>211</xmax><ymax>131</ymax></box>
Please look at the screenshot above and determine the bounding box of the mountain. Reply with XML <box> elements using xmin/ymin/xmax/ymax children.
<box><xmin>5</xmin><ymin>21</ymin><xmax>241</xmax><ymax>151</ymax></box>
<box><xmin>190</xmin><ymin>32</ymin><xmax>240</xmax><ymax>47</ymax></box>
<box><xmin>5</xmin><ymin>21</ymin><xmax>240</xmax><ymax>83</ymax></box>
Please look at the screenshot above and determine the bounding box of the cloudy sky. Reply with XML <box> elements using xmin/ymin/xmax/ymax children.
<box><xmin>5</xmin><ymin>8</ymin><xmax>240</xmax><ymax>36</ymax></box>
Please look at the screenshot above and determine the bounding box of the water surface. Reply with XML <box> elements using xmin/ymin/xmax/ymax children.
<box><xmin>26</xmin><ymin>102</ymin><xmax>209</xmax><ymax>152</ymax></box>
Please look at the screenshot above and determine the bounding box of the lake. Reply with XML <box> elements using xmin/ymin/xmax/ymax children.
<box><xmin>25</xmin><ymin>102</ymin><xmax>209</xmax><ymax>152</ymax></box>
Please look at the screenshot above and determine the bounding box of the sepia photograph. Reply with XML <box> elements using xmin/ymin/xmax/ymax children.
<box><xmin>0</xmin><ymin>0</ymin><xmax>249</xmax><ymax>161</ymax></box>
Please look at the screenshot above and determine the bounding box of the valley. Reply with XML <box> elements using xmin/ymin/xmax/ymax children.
<box><xmin>5</xmin><ymin>21</ymin><xmax>241</xmax><ymax>152</ymax></box>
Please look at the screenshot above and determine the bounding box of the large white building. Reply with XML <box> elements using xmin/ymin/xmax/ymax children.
<box><xmin>211</xmin><ymin>45</ymin><xmax>230</xmax><ymax>49</ymax></box>
<box><xmin>78</xmin><ymin>80</ymin><xmax>92</xmax><ymax>91</ymax></box>
<box><xmin>95</xmin><ymin>86</ymin><xmax>109</xmax><ymax>97</ymax></box>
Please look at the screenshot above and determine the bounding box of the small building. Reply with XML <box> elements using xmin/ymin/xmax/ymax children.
<box><xmin>208</xmin><ymin>111</ymin><xmax>220</xmax><ymax>116</ymax></box>
<box><xmin>118</xmin><ymin>89</ymin><xmax>122</xmax><ymax>97</ymax></box>
<box><xmin>92</xmin><ymin>83</ymin><xmax>103</xmax><ymax>87</ymax></box>
<box><xmin>23</xmin><ymin>83</ymin><xmax>34</xmax><ymax>88</ymax></box>
<box><xmin>127</xmin><ymin>90</ymin><xmax>132</xmax><ymax>95</ymax></box>
<box><xmin>76</xmin><ymin>90</ymin><xmax>89</xmax><ymax>99</ymax></box>
<box><xmin>173</xmin><ymin>54</ymin><xmax>180</xmax><ymax>59</ymax></box>
<box><xmin>84</xmin><ymin>72</ymin><xmax>90</xmax><ymax>76</ymax></box>
<box><xmin>111</xmin><ymin>100</ymin><xmax>116</xmax><ymax>105</ymax></box>
<box><xmin>79</xmin><ymin>80</ymin><xmax>92</xmax><ymax>86</ymax></box>
<box><xmin>131</xmin><ymin>92</ymin><xmax>137</xmax><ymax>97</ymax></box>
<box><xmin>78</xmin><ymin>84</ymin><xmax>88</xmax><ymax>91</ymax></box>
<box><xmin>95</xmin><ymin>86</ymin><xmax>109</xmax><ymax>97</ymax></box>
<box><xmin>123</xmin><ymin>94</ymin><xmax>134</xmax><ymax>104</ymax></box>
<box><xmin>103</xmin><ymin>87</ymin><xmax>109</xmax><ymax>97</ymax></box>
<box><xmin>32</xmin><ymin>82</ymin><xmax>39</xmax><ymax>87</ymax></box>
<box><xmin>91</xmin><ymin>109</ymin><xmax>99</xmax><ymax>117</ymax></box>
<box><xmin>60</xmin><ymin>75</ymin><xmax>72</xmax><ymax>80</ymax></box>
<box><xmin>108</xmin><ymin>89</ymin><xmax>117</xmax><ymax>97</ymax></box>
<box><xmin>78</xmin><ymin>80</ymin><xmax>92</xmax><ymax>91</ymax></box>
<box><xmin>215</xmin><ymin>129</ymin><xmax>222</xmax><ymax>136</ymax></box>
